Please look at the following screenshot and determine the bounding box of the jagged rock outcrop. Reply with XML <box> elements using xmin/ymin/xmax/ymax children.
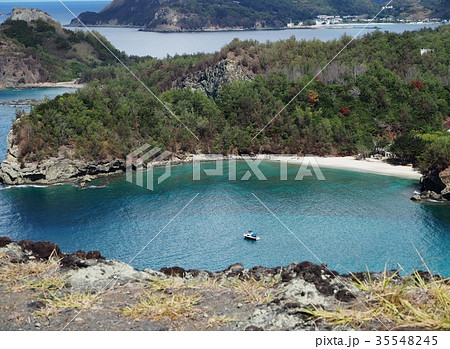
<box><xmin>0</xmin><ymin>54</ymin><xmax>45</xmax><ymax>89</ymax></box>
<box><xmin>180</xmin><ymin>58</ymin><xmax>254</xmax><ymax>98</ymax></box>
<box><xmin>412</xmin><ymin>166</ymin><xmax>450</xmax><ymax>202</ymax></box>
<box><xmin>0</xmin><ymin>129</ymin><xmax>125</xmax><ymax>185</ymax></box>
<box><xmin>10</xmin><ymin>7</ymin><xmax>58</xmax><ymax>25</ymax></box>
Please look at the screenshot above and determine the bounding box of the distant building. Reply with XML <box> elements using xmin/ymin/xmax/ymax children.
<box><xmin>420</xmin><ymin>49</ymin><xmax>434</xmax><ymax>56</ymax></box>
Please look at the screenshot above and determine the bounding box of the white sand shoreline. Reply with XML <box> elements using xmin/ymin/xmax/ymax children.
<box><xmin>256</xmin><ymin>155</ymin><xmax>422</xmax><ymax>180</ymax></box>
<box><xmin>190</xmin><ymin>154</ymin><xmax>422</xmax><ymax>179</ymax></box>
<box><xmin>20</xmin><ymin>80</ymin><xmax>84</xmax><ymax>89</ymax></box>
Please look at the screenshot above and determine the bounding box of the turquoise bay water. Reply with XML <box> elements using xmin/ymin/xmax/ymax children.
<box><xmin>0</xmin><ymin>161</ymin><xmax>449</xmax><ymax>275</ymax></box>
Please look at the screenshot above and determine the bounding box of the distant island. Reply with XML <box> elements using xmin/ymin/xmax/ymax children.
<box><xmin>70</xmin><ymin>0</ymin><xmax>449</xmax><ymax>32</ymax></box>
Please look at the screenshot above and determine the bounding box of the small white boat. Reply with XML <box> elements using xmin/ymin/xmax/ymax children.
<box><xmin>244</xmin><ymin>231</ymin><xmax>260</xmax><ymax>241</ymax></box>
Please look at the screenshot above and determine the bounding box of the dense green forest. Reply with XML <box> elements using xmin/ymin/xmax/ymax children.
<box><xmin>0</xmin><ymin>17</ymin><xmax>126</xmax><ymax>82</ymax></box>
<box><xmin>12</xmin><ymin>26</ymin><xmax>450</xmax><ymax>174</ymax></box>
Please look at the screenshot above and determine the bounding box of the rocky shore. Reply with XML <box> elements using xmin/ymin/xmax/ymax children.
<box><xmin>0</xmin><ymin>237</ymin><xmax>448</xmax><ymax>331</ymax></box>
<box><xmin>0</xmin><ymin>126</ymin><xmax>127</xmax><ymax>186</ymax></box>
<box><xmin>412</xmin><ymin>167</ymin><xmax>450</xmax><ymax>203</ymax></box>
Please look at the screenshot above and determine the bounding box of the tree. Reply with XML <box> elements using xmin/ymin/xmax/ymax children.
<box><xmin>391</xmin><ymin>133</ymin><xmax>426</xmax><ymax>166</ymax></box>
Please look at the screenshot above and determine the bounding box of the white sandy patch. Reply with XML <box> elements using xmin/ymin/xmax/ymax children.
<box><xmin>261</xmin><ymin>155</ymin><xmax>422</xmax><ymax>180</ymax></box>
<box><xmin>21</xmin><ymin>80</ymin><xmax>84</xmax><ymax>89</ymax></box>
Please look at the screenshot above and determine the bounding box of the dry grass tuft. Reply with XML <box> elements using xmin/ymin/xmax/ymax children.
<box><xmin>206</xmin><ymin>315</ymin><xmax>239</xmax><ymax>328</ymax></box>
<box><xmin>148</xmin><ymin>276</ymin><xmax>226</xmax><ymax>292</ymax></box>
<box><xmin>121</xmin><ymin>290</ymin><xmax>202</xmax><ymax>321</ymax></box>
<box><xmin>36</xmin><ymin>292</ymin><xmax>100</xmax><ymax>318</ymax></box>
<box><xmin>305</xmin><ymin>271</ymin><xmax>450</xmax><ymax>330</ymax></box>
<box><xmin>0</xmin><ymin>259</ymin><xmax>65</xmax><ymax>292</ymax></box>
<box><xmin>229</xmin><ymin>276</ymin><xmax>277</xmax><ymax>304</ymax></box>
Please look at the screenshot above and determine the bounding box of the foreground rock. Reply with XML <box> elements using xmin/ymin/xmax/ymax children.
<box><xmin>2</xmin><ymin>237</ymin><xmax>445</xmax><ymax>331</ymax></box>
<box><xmin>0</xmin><ymin>238</ymin><xmax>359</xmax><ymax>331</ymax></box>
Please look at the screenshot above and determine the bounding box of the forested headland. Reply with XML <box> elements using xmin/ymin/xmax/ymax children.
<box><xmin>12</xmin><ymin>25</ymin><xmax>450</xmax><ymax>175</ymax></box>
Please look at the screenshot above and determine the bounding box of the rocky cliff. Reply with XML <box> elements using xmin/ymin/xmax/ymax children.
<box><xmin>413</xmin><ymin>167</ymin><xmax>450</xmax><ymax>202</ymax></box>
<box><xmin>10</xmin><ymin>7</ymin><xmax>59</xmax><ymax>26</ymax></box>
<box><xmin>0</xmin><ymin>128</ymin><xmax>125</xmax><ymax>186</ymax></box>
<box><xmin>180</xmin><ymin>58</ymin><xmax>254</xmax><ymax>97</ymax></box>
<box><xmin>0</xmin><ymin>8</ymin><xmax>63</xmax><ymax>89</ymax></box>
<box><xmin>0</xmin><ymin>50</ymin><xmax>45</xmax><ymax>89</ymax></box>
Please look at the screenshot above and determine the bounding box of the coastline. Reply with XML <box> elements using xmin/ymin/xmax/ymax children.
<box><xmin>66</xmin><ymin>22</ymin><xmax>442</xmax><ymax>33</ymax></box>
<box><xmin>244</xmin><ymin>155</ymin><xmax>422</xmax><ymax>180</ymax></box>
<box><xmin>298</xmin><ymin>156</ymin><xmax>421</xmax><ymax>180</ymax></box>
<box><xmin>0</xmin><ymin>154</ymin><xmax>422</xmax><ymax>187</ymax></box>
<box><xmin>19</xmin><ymin>80</ymin><xmax>84</xmax><ymax>89</ymax></box>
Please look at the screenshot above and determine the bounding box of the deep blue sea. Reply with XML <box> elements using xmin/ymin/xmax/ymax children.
<box><xmin>0</xmin><ymin>89</ymin><xmax>449</xmax><ymax>275</ymax></box>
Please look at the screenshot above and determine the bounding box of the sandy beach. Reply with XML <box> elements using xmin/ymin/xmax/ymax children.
<box><xmin>313</xmin><ymin>156</ymin><xmax>421</xmax><ymax>179</ymax></box>
<box><xmin>21</xmin><ymin>80</ymin><xmax>84</xmax><ymax>89</ymax></box>
<box><xmin>254</xmin><ymin>155</ymin><xmax>422</xmax><ymax>180</ymax></box>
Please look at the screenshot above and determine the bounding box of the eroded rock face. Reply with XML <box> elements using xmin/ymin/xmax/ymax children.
<box><xmin>414</xmin><ymin>166</ymin><xmax>450</xmax><ymax>202</ymax></box>
<box><xmin>439</xmin><ymin>167</ymin><xmax>450</xmax><ymax>199</ymax></box>
<box><xmin>0</xmin><ymin>49</ymin><xmax>46</xmax><ymax>89</ymax></box>
<box><xmin>0</xmin><ymin>129</ymin><xmax>125</xmax><ymax>185</ymax></box>
<box><xmin>11</xmin><ymin>7</ymin><xmax>58</xmax><ymax>25</ymax></box>
<box><xmin>180</xmin><ymin>59</ymin><xmax>254</xmax><ymax>98</ymax></box>
<box><xmin>0</xmin><ymin>157</ymin><xmax>125</xmax><ymax>185</ymax></box>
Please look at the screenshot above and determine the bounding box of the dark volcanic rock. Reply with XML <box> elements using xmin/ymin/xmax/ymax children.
<box><xmin>281</xmin><ymin>262</ymin><xmax>339</xmax><ymax>297</ymax></box>
<box><xmin>28</xmin><ymin>300</ymin><xmax>45</xmax><ymax>311</ymax></box>
<box><xmin>76</xmin><ymin>250</ymin><xmax>87</xmax><ymax>259</ymax></box>
<box><xmin>86</xmin><ymin>251</ymin><xmax>104</xmax><ymax>260</ymax></box>
<box><xmin>224</xmin><ymin>263</ymin><xmax>244</xmax><ymax>277</ymax></box>
<box><xmin>284</xmin><ymin>302</ymin><xmax>300</xmax><ymax>309</ymax></box>
<box><xmin>415</xmin><ymin>167</ymin><xmax>450</xmax><ymax>202</ymax></box>
<box><xmin>0</xmin><ymin>236</ymin><xmax>12</xmax><ymax>248</ymax></box>
<box><xmin>160</xmin><ymin>266</ymin><xmax>186</xmax><ymax>277</ymax></box>
<box><xmin>335</xmin><ymin>289</ymin><xmax>356</xmax><ymax>302</ymax></box>
<box><xmin>18</xmin><ymin>240</ymin><xmax>61</xmax><ymax>259</ymax></box>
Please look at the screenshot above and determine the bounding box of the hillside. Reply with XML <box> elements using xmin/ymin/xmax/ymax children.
<box><xmin>70</xmin><ymin>0</ymin><xmax>447</xmax><ymax>31</ymax></box>
<box><xmin>0</xmin><ymin>7</ymin><xmax>125</xmax><ymax>88</ymax></box>
<box><xmin>71</xmin><ymin>0</ymin><xmax>379</xmax><ymax>31</ymax></box>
